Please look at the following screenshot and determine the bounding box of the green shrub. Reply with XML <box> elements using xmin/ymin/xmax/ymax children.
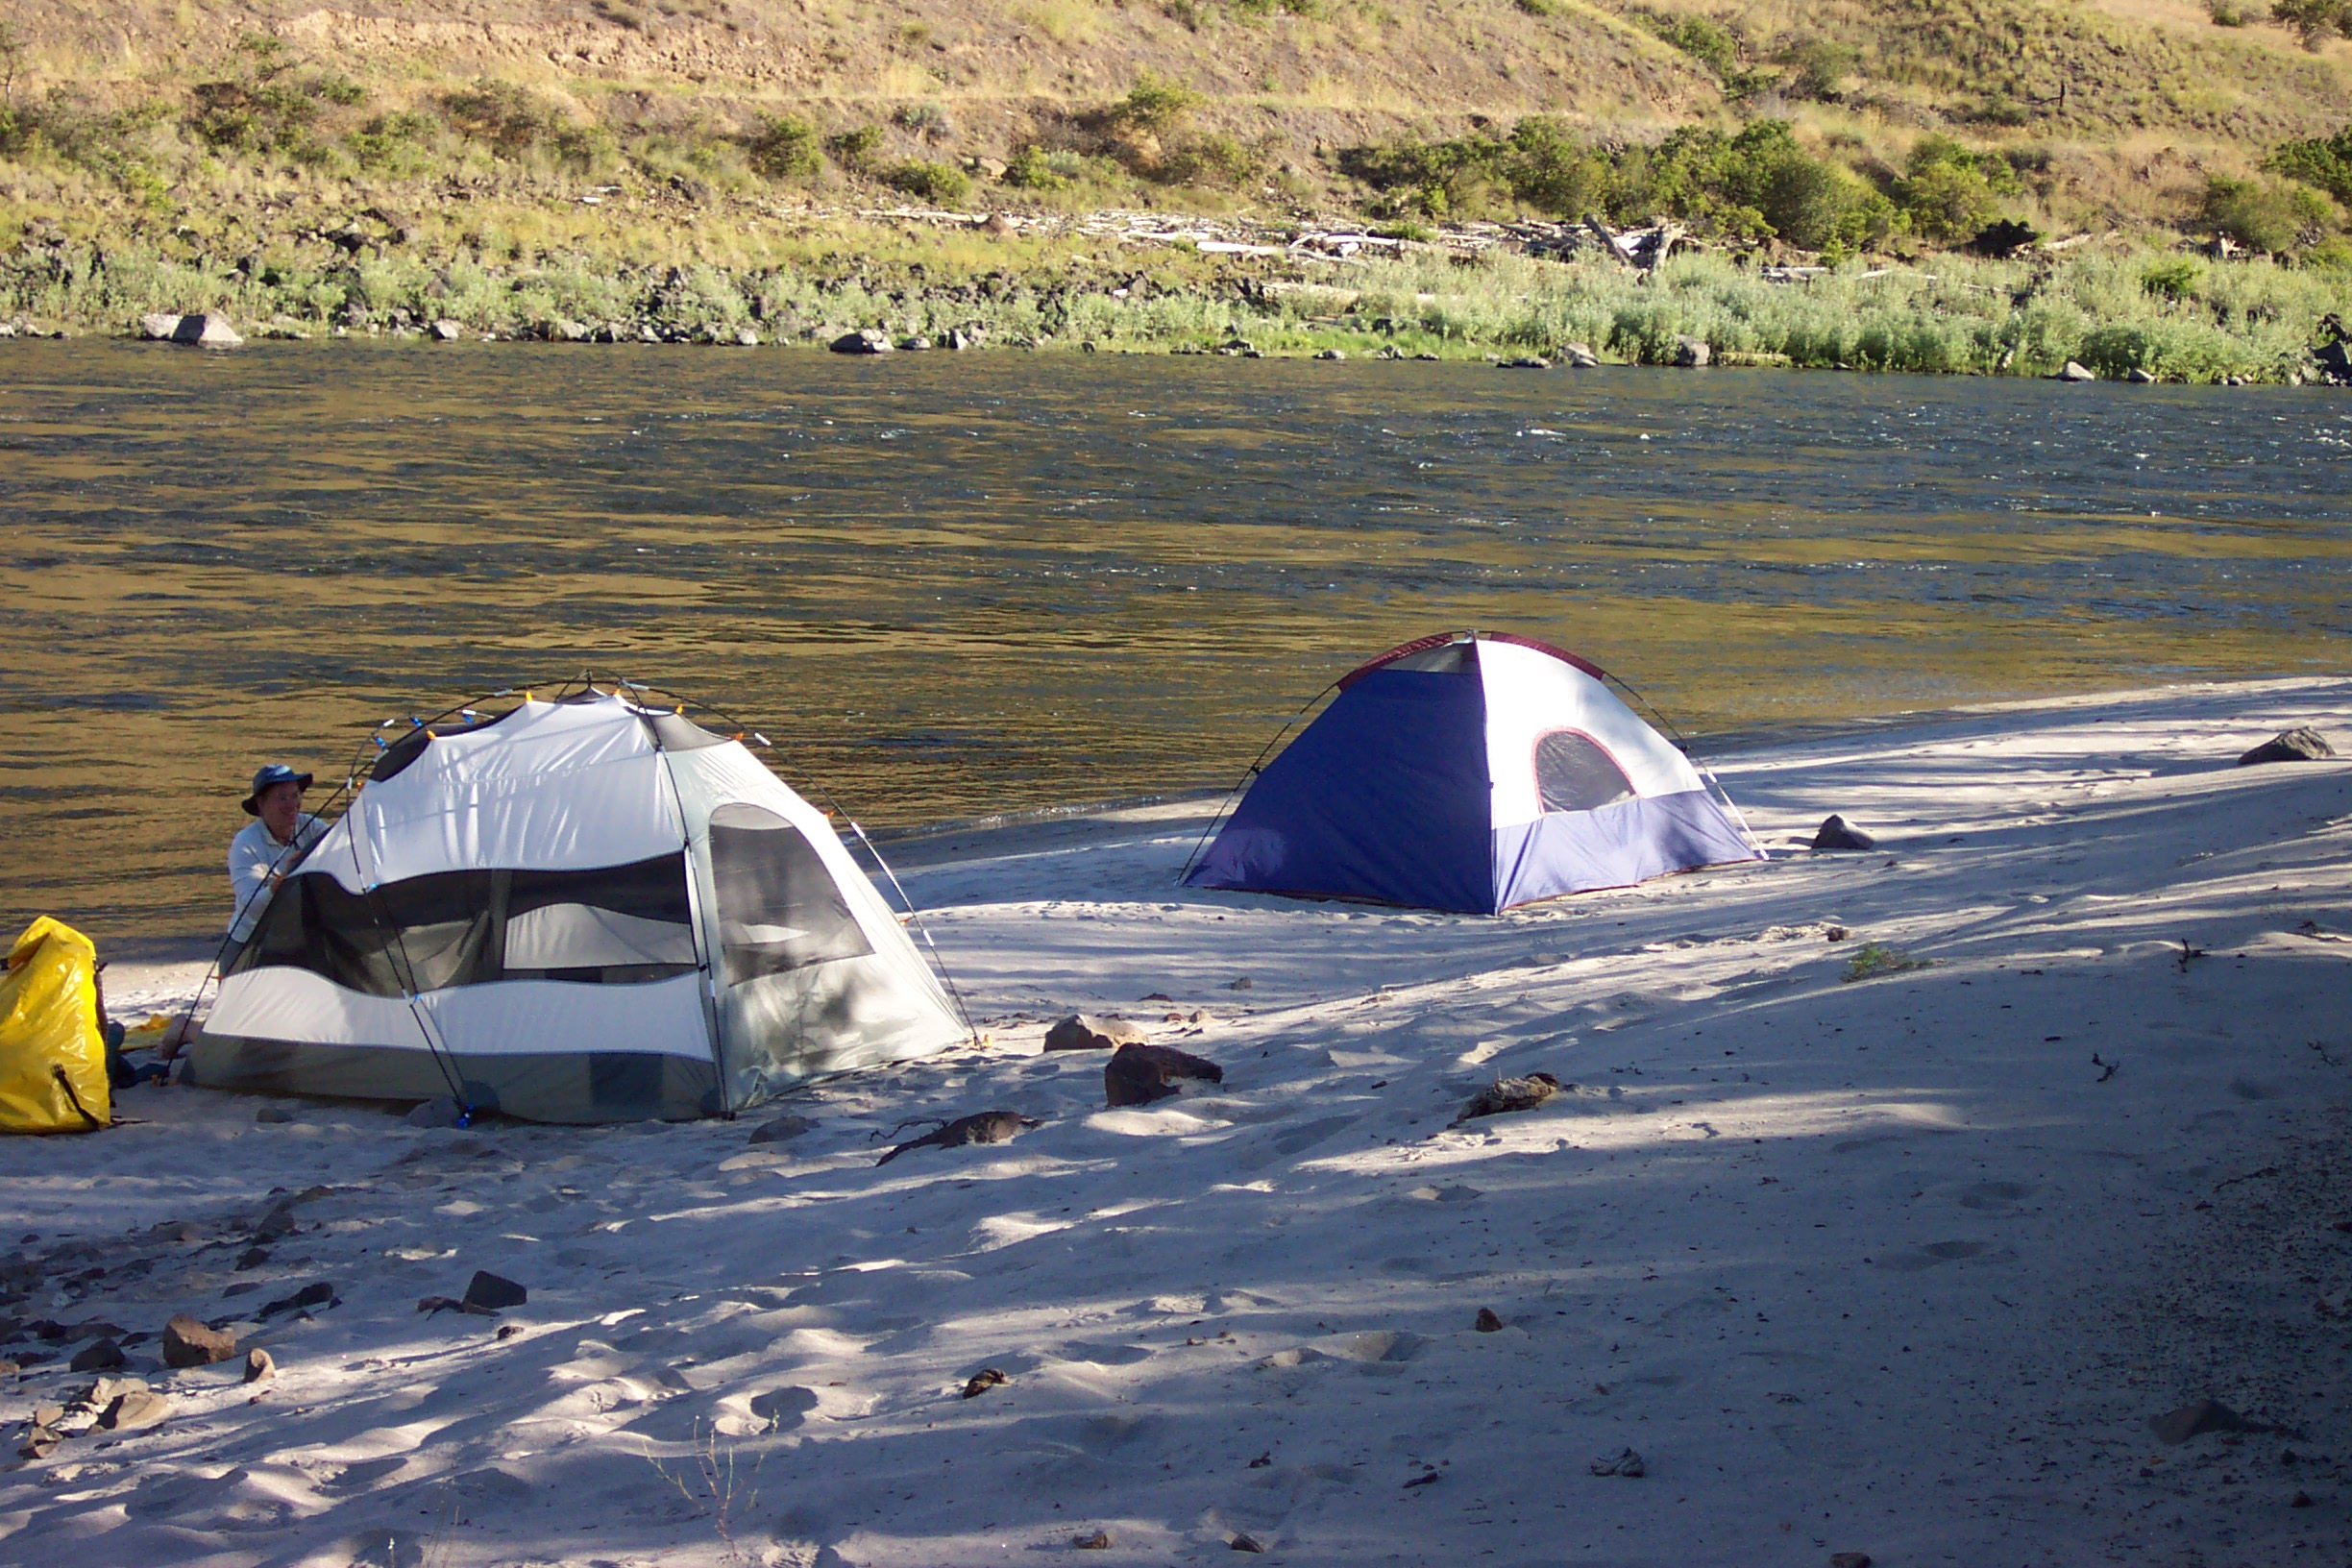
<box><xmin>2267</xmin><ymin>124</ymin><xmax>2352</xmax><ymax>207</ymax></box>
<box><xmin>2304</xmin><ymin>234</ymin><xmax>2352</xmax><ymax>270</ymax></box>
<box><xmin>825</xmin><ymin>124</ymin><xmax>886</xmax><ymax>166</ymax></box>
<box><xmin>2270</xmin><ymin>0</ymin><xmax>2352</xmax><ymax>49</ymax></box>
<box><xmin>884</xmin><ymin>159</ymin><xmax>972</xmax><ymax>205</ymax></box>
<box><xmin>346</xmin><ymin>110</ymin><xmax>436</xmax><ymax>175</ymax></box>
<box><xmin>1897</xmin><ymin>140</ymin><xmax>2016</xmax><ymax>242</ymax></box>
<box><xmin>1505</xmin><ymin>115</ymin><xmax>1610</xmax><ymax>216</ymax></box>
<box><xmin>441</xmin><ymin>82</ymin><xmax>604</xmax><ymax>167</ymax></box>
<box><xmin>1109</xmin><ymin>74</ymin><xmax>1203</xmax><ymax>135</ymax></box>
<box><xmin>893</xmin><ymin>104</ymin><xmax>952</xmax><ymax>142</ymax></box>
<box><xmin>1156</xmin><ymin>133</ymin><xmax>1261</xmax><ymax>187</ymax></box>
<box><xmin>1338</xmin><ymin>117</ymin><xmax>1894</xmax><ymax>250</ymax></box>
<box><xmin>2204</xmin><ymin>0</ymin><xmax>2256</xmax><ymax>21</ymax></box>
<box><xmin>1899</xmin><ymin>163</ymin><xmax>1994</xmax><ymax>241</ymax></box>
<box><xmin>1778</xmin><ymin>37</ymin><xmax>1857</xmax><ymax>101</ymax></box>
<box><xmin>2142</xmin><ymin>256</ymin><xmax>2201</xmax><ymax>299</ymax></box>
<box><xmin>1515</xmin><ymin>0</ymin><xmax>1559</xmax><ymax>13</ymax></box>
<box><xmin>1004</xmin><ymin>144</ymin><xmax>1070</xmax><ymax>190</ymax></box>
<box><xmin>2202</xmin><ymin>173</ymin><xmax>2331</xmax><ymax>252</ymax></box>
<box><xmin>748</xmin><ymin>115</ymin><xmax>822</xmax><ymax>179</ymax></box>
<box><xmin>1640</xmin><ymin>12</ymin><xmax>1740</xmax><ymax>77</ymax></box>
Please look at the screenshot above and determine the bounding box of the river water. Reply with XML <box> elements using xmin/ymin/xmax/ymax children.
<box><xmin>3</xmin><ymin>341</ymin><xmax>2347</xmax><ymax>946</ymax></box>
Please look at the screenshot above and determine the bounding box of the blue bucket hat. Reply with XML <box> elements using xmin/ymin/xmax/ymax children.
<box><xmin>242</xmin><ymin>763</ymin><xmax>313</xmax><ymax>816</ymax></box>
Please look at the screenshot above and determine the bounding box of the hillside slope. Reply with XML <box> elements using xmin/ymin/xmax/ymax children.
<box><xmin>7</xmin><ymin>0</ymin><xmax>2351</xmax><ymax>200</ymax></box>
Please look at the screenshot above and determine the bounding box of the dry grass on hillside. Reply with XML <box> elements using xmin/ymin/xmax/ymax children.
<box><xmin>3</xmin><ymin>0</ymin><xmax>2352</xmax><ymax>252</ymax></box>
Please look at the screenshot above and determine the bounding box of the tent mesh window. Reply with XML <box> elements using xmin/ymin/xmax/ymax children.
<box><xmin>230</xmin><ymin>856</ymin><xmax>698</xmax><ymax>992</ymax></box>
<box><xmin>707</xmin><ymin>803</ymin><xmax>874</xmax><ymax>986</ymax></box>
<box><xmin>1532</xmin><ymin>728</ymin><xmax>1636</xmax><ymax>814</ymax></box>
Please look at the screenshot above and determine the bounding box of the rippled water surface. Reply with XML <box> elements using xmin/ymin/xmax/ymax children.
<box><xmin>3</xmin><ymin>341</ymin><xmax>2347</xmax><ymax>944</ymax></box>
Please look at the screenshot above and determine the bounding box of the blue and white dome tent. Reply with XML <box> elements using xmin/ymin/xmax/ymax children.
<box><xmin>1182</xmin><ymin>631</ymin><xmax>1764</xmax><ymax>915</ymax></box>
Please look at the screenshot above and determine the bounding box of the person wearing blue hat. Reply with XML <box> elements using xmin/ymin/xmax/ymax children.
<box><xmin>226</xmin><ymin>763</ymin><xmax>326</xmax><ymax>944</ymax></box>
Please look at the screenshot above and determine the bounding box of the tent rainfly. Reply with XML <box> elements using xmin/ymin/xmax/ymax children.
<box><xmin>1183</xmin><ymin>631</ymin><xmax>1763</xmax><ymax>914</ymax></box>
<box><xmin>189</xmin><ymin>692</ymin><xmax>967</xmax><ymax>1122</ymax></box>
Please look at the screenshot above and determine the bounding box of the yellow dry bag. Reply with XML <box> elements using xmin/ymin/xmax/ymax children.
<box><xmin>0</xmin><ymin>918</ymin><xmax>111</xmax><ymax>1133</ymax></box>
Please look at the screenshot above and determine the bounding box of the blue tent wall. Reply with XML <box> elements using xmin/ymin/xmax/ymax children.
<box><xmin>1184</xmin><ymin>668</ymin><xmax>1496</xmax><ymax>913</ymax></box>
<box><xmin>1492</xmin><ymin>792</ymin><xmax>1758</xmax><ymax>909</ymax></box>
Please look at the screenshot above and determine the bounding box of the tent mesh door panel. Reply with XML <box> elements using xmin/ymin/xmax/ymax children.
<box><xmin>706</xmin><ymin>803</ymin><xmax>874</xmax><ymax>987</ymax></box>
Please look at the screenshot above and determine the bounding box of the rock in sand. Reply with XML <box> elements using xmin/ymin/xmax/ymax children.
<box><xmin>1589</xmin><ymin>1446</ymin><xmax>1645</xmax><ymax>1477</ymax></box>
<box><xmin>462</xmin><ymin>1271</ymin><xmax>528</xmax><ymax>1311</ymax></box>
<box><xmin>405</xmin><ymin>1095</ymin><xmax>467</xmax><ymax>1128</ymax></box>
<box><xmin>160</xmin><ymin>1313</ymin><xmax>235</xmax><ymax>1368</ymax></box>
<box><xmin>1473</xmin><ymin>1308</ymin><xmax>1505</xmax><ymax>1333</ymax></box>
<box><xmin>2151</xmin><ymin>1397</ymin><xmax>2253</xmax><ymax>1444</ymax></box>
<box><xmin>1044</xmin><ymin>1014</ymin><xmax>1149</xmax><ymax>1052</ymax></box>
<box><xmin>67</xmin><ymin>1336</ymin><xmax>124</xmax><ymax>1372</ymax></box>
<box><xmin>243</xmin><ymin>1347</ymin><xmax>275</xmax><ymax>1383</ymax></box>
<box><xmin>1812</xmin><ymin>814</ymin><xmax>1876</xmax><ymax>850</ymax></box>
<box><xmin>1104</xmin><ymin>1041</ymin><xmax>1224</xmax><ymax>1107</ymax></box>
<box><xmin>2237</xmin><ymin>727</ymin><xmax>2334</xmax><ymax>766</ymax></box>
<box><xmin>747</xmin><ymin>1113</ymin><xmax>816</xmax><ymax>1145</ymax></box>
<box><xmin>98</xmin><ymin>1387</ymin><xmax>172</xmax><ymax>1431</ymax></box>
<box><xmin>962</xmin><ymin>1366</ymin><xmax>1007</xmax><ymax>1398</ymax></box>
<box><xmin>1074</xmin><ymin>1530</ymin><xmax>1111</xmax><ymax>1549</ymax></box>
<box><xmin>1453</xmin><ymin>1073</ymin><xmax>1561</xmax><ymax>1124</ymax></box>
<box><xmin>1829</xmin><ymin>1555</ymin><xmax>1873</xmax><ymax>1568</ymax></box>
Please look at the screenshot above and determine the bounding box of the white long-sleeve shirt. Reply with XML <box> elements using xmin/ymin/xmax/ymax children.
<box><xmin>227</xmin><ymin>815</ymin><xmax>325</xmax><ymax>942</ymax></box>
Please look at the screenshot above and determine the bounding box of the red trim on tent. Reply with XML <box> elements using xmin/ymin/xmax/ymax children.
<box><xmin>1336</xmin><ymin>630</ymin><xmax>1611</xmax><ymax>690</ymax></box>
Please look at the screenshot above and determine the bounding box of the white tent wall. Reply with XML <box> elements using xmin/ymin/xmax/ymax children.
<box><xmin>1475</xmin><ymin>640</ymin><xmax>1706</xmax><ymax>829</ymax></box>
<box><xmin>664</xmin><ymin>740</ymin><xmax>967</xmax><ymax>1109</ymax></box>
<box><xmin>329</xmin><ymin>699</ymin><xmax>688</xmax><ymax>890</ymax></box>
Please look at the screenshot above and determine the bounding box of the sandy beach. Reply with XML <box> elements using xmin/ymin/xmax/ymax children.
<box><xmin>5</xmin><ymin>675</ymin><xmax>2350</xmax><ymax>1568</ymax></box>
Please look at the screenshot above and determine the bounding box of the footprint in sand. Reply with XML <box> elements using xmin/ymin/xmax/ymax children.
<box><xmin>1874</xmin><ymin>1240</ymin><xmax>1990</xmax><ymax>1272</ymax></box>
<box><xmin>1957</xmin><ymin>1181</ymin><xmax>2038</xmax><ymax>1211</ymax></box>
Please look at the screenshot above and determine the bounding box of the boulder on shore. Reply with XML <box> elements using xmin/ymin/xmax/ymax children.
<box><xmin>1562</xmin><ymin>342</ymin><xmax>1601</xmax><ymax>368</ymax></box>
<box><xmin>831</xmin><ymin>329</ymin><xmax>894</xmax><ymax>355</ymax></box>
<box><xmin>2237</xmin><ymin>726</ymin><xmax>2335</xmax><ymax>766</ymax></box>
<box><xmin>1811</xmin><ymin>814</ymin><xmax>1876</xmax><ymax>850</ymax></box>
<box><xmin>1105</xmin><ymin>1041</ymin><xmax>1222</xmax><ymax>1107</ymax></box>
<box><xmin>1044</xmin><ymin>1015</ymin><xmax>1149</xmax><ymax>1052</ymax></box>
<box><xmin>429</xmin><ymin>319</ymin><xmax>463</xmax><ymax>341</ymax></box>
<box><xmin>171</xmin><ymin>313</ymin><xmax>244</xmax><ymax>349</ymax></box>
<box><xmin>1673</xmin><ymin>335</ymin><xmax>1710</xmax><ymax>367</ymax></box>
<box><xmin>2055</xmin><ymin>360</ymin><xmax>2097</xmax><ymax>381</ymax></box>
<box><xmin>139</xmin><ymin>313</ymin><xmax>182</xmax><ymax>341</ymax></box>
<box><xmin>161</xmin><ymin>1312</ymin><xmax>236</xmax><ymax>1368</ymax></box>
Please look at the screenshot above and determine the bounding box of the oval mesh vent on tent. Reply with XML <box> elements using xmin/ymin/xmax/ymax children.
<box><xmin>1532</xmin><ymin>729</ymin><xmax>1635</xmax><ymax>815</ymax></box>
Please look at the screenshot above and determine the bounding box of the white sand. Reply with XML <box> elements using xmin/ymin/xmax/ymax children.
<box><xmin>4</xmin><ymin>677</ymin><xmax>2350</xmax><ymax>1567</ymax></box>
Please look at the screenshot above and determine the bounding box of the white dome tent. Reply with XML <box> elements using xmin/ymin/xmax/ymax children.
<box><xmin>189</xmin><ymin>682</ymin><xmax>968</xmax><ymax>1123</ymax></box>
